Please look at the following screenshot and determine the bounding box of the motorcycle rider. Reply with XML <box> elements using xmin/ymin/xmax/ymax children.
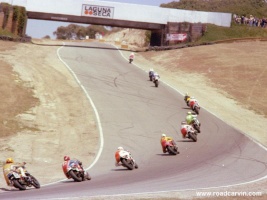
<box><xmin>114</xmin><ymin>146</ymin><xmax>138</xmax><ymax>169</ymax></box>
<box><xmin>184</xmin><ymin>92</ymin><xmax>191</xmax><ymax>106</ymax></box>
<box><xmin>3</xmin><ymin>158</ymin><xmax>27</xmax><ymax>186</ymax></box>
<box><xmin>115</xmin><ymin>146</ymin><xmax>125</xmax><ymax>166</ymax></box>
<box><xmin>188</xmin><ymin>96</ymin><xmax>198</xmax><ymax>108</ymax></box>
<box><xmin>180</xmin><ymin>121</ymin><xmax>197</xmax><ymax>138</ymax></box>
<box><xmin>129</xmin><ymin>52</ymin><xmax>135</xmax><ymax>63</ymax></box>
<box><xmin>63</xmin><ymin>156</ymin><xmax>85</xmax><ymax>174</ymax></box>
<box><xmin>149</xmin><ymin>68</ymin><xmax>155</xmax><ymax>79</ymax></box>
<box><xmin>153</xmin><ymin>72</ymin><xmax>160</xmax><ymax>81</ymax></box>
<box><xmin>186</xmin><ymin>111</ymin><xmax>198</xmax><ymax>125</ymax></box>
<box><xmin>160</xmin><ymin>134</ymin><xmax>179</xmax><ymax>153</ymax></box>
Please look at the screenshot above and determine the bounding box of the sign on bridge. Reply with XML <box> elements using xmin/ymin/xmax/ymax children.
<box><xmin>82</xmin><ymin>4</ymin><xmax>114</xmax><ymax>19</ymax></box>
<box><xmin>166</xmin><ymin>33</ymin><xmax>187</xmax><ymax>42</ymax></box>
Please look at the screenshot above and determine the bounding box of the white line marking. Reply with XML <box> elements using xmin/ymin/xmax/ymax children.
<box><xmin>42</xmin><ymin>42</ymin><xmax>104</xmax><ymax>187</ymax></box>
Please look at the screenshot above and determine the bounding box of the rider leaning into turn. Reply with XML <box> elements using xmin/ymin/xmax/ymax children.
<box><xmin>180</xmin><ymin>121</ymin><xmax>197</xmax><ymax>138</ymax></box>
<box><xmin>63</xmin><ymin>156</ymin><xmax>85</xmax><ymax>172</ymax></box>
<box><xmin>184</xmin><ymin>92</ymin><xmax>191</xmax><ymax>106</ymax></box>
<box><xmin>186</xmin><ymin>111</ymin><xmax>198</xmax><ymax>125</ymax></box>
<box><xmin>149</xmin><ymin>68</ymin><xmax>155</xmax><ymax>76</ymax></box>
<box><xmin>160</xmin><ymin>134</ymin><xmax>178</xmax><ymax>153</ymax></box>
<box><xmin>3</xmin><ymin>158</ymin><xmax>27</xmax><ymax>186</ymax></box>
<box><xmin>115</xmin><ymin>146</ymin><xmax>126</xmax><ymax>167</ymax></box>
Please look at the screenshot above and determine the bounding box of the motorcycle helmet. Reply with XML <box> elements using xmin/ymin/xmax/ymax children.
<box><xmin>161</xmin><ymin>133</ymin><xmax>166</xmax><ymax>137</ymax></box>
<box><xmin>150</xmin><ymin>68</ymin><xmax>154</xmax><ymax>71</ymax></box>
<box><xmin>6</xmin><ymin>158</ymin><xmax>14</xmax><ymax>164</ymax></box>
<box><xmin>117</xmin><ymin>146</ymin><xmax>124</xmax><ymax>151</ymax></box>
<box><xmin>64</xmin><ymin>156</ymin><xmax>70</xmax><ymax>161</ymax></box>
<box><xmin>187</xmin><ymin>111</ymin><xmax>192</xmax><ymax>115</ymax></box>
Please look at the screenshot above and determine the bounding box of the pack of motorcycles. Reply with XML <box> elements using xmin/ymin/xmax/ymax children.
<box><xmin>6</xmin><ymin>65</ymin><xmax>201</xmax><ymax>191</ymax></box>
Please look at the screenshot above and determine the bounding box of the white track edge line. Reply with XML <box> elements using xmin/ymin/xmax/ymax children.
<box><xmin>42</xmin><ymin>43</ymin><xmax>104</xmax><ymax>187</ymax></box>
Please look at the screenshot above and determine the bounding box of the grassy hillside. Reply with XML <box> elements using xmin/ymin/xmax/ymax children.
<box><xmin>198</xmin><ymin>23</ymin><xmax>267</xmax><ymax>43</ymax></box>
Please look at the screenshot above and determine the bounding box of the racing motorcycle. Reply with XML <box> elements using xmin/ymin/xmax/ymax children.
<box><xmin>161</xmin><ymin>139</ymin><xmax>179</xmax><ymax>155</ymax></box>
<box><xmin>7</xmin><ymin>168</ymin><xmax>40</xmax><ymax>190</ymax></box>
<box><xmin>119</xmin><ymin>150</ymin><xmax>138</xmax><ymax>170</ymax></box>
<box><xmin>129</xmin><ymin>53</ymin><xmax>134</xmax><ymax>64</ymax></box>
<box><xmin>192</xmin><ymin>117</ymin><xmax>201</xmax><ymax>133</ymax></box>
<box><xmin>153</xmin><ymin>76</ymin><xmax>159</xmax><ymax>87</ymax></box>
<box><xmin>189</xmin><ymin>99</ymin><xmax>200</xmax><ymax>115</ymax></box>
<box><xmin>62</xmin><ymin>160</ymin><xmax>91</xmax><ymax>182</ymax></box>
<box><xmin>181</xmin><ymin>124</ymin><xmax>198</xmax><ymax>142</ymax></box>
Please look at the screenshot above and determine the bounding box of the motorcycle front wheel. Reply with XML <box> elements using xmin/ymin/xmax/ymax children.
<box><xmin>30</xmin><ymin>175</ymin><xmax>41</xmax><ymax>189</ymax></box>
<box><xmin>155</xmin><ymin>80</ymin><xmax>159</xmax><ymax>87</ymax></box>
<box><xmin>194</xmin><ymin>107</ymin><xmax>200</xmax><ymax>115</ymax></box>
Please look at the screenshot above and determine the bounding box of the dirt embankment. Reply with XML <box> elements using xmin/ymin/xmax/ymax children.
<box><xmin>0</xmin><ymin>40</ymin><xmax>99</xmax><ymax>188</ymax></box>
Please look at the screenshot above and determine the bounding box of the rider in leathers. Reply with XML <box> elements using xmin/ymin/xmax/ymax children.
<box><xmin>184</xmin><ymin>92</ymin><xmax>190</xmax><ymax>106</ymax></box>
<box><xmin>3</xmin><ymin>158</ymin><xmax>27</xmax><ymax>186</ymax></box>
<box><xmin>186</xmin><ymin>111</ymin><xmax>198</xmax><ymax>125</ymax></box>
<box><xmin>160</xmin><ymin>134</ymin><xmax>178</xmax><ymax>153</ymax></box>
<box><xmin>180</xmin><ymin>121</ymin><xmax>197</xmax><ymax>138</ymax></box>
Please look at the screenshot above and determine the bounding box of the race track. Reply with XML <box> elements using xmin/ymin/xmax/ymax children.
<box><xmin>1</xmin><ymin>42</ymin><xmax>267</xmax><ymax>200</ymax></box>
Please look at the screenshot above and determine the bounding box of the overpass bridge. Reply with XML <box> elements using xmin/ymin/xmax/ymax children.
<box><xmin>0</xmin><ymin>0</ymin><xmax>232</xmax><ymax>46</ymax></box>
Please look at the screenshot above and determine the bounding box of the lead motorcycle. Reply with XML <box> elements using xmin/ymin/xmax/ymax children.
<box><xmin>119</xmin><ymin>150</ymin><xmax>138</xmax><ymax>170</ymax></box>
<box><xmin>62</xmin><ymin>160</ymin><xmax>91</xmax><ymax>182</ymax></box>
<box><xmin>7</xmin><ymin>167</ymin><xmax>40</xmax><ymax>190</ymax></box>
<box><xmin>161</xmin><ymin>139</ymin><xmax>179</xmax><ymax>155</ymax></box>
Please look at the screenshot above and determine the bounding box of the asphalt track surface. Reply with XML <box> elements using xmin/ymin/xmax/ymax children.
<box><xmin>1</xmin><ymin>42</ymin><xmax>267</xmax><ymax>199</ymax></box>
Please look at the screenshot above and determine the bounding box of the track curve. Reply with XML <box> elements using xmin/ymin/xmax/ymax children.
<box><xmin>1</xmin><ymin>42</ymin><xmax>267</xmax><ymax>200</ymax></box>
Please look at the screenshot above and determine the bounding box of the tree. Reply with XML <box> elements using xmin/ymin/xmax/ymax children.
<box><xmin>53</xmin><ymin>24</ymin><xmax>109</xmax><ymax>40</ymax></box>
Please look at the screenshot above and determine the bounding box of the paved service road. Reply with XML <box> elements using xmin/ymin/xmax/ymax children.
<box><xmin>1</xmin><ymin>42</ymin><xmax>267</xmax><ymax>199</ymax></box>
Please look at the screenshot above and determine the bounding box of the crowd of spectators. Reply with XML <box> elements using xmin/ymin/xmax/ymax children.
<box><xmin>233</xmin><ymin>14</ymin><xmax>267</xmax><ymax>28</ymax></box>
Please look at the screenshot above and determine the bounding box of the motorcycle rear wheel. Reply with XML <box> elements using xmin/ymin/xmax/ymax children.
<box><xmin>13</xmin><ymin>179</ymin><xmax>26</xmax><ymax>190</ymax></box>
<box><xmin>194</xmin><ymin>107</ymin><xmax>200</xmax><ymax>115</ymax></box>
<box><xmin>167</xmin><ymin>146</ymin><xmax>177</xmax><ymax>155</ymax></box>
<box><xmin>188</xmin><ymin>132</ymin><xmax>197</xmax><ymax>142</ymax></box>
<box><xmin>194</xmin><ymin>124</ymin><xmax>201</xmax><ymax>133</ymax></box>
<box><xmin>69</xmin><ymin>170</ymin><xmax>83</xmax><ymax>182</ymax></box>
<box><xmin>121</xmin><ymin>159</ymin><xmax>134</xmax><ymax>170</ymax></box>
<box><xmin>155</xmin><ymin>80</ymin><xmax>159</xmax><ymax>87</ymax></box>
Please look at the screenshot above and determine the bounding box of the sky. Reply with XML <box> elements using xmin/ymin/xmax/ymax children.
<box><xmin>26</xmin><ymin>0</ymin><xmax>177</xmax><ymax>39</ymax></box>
